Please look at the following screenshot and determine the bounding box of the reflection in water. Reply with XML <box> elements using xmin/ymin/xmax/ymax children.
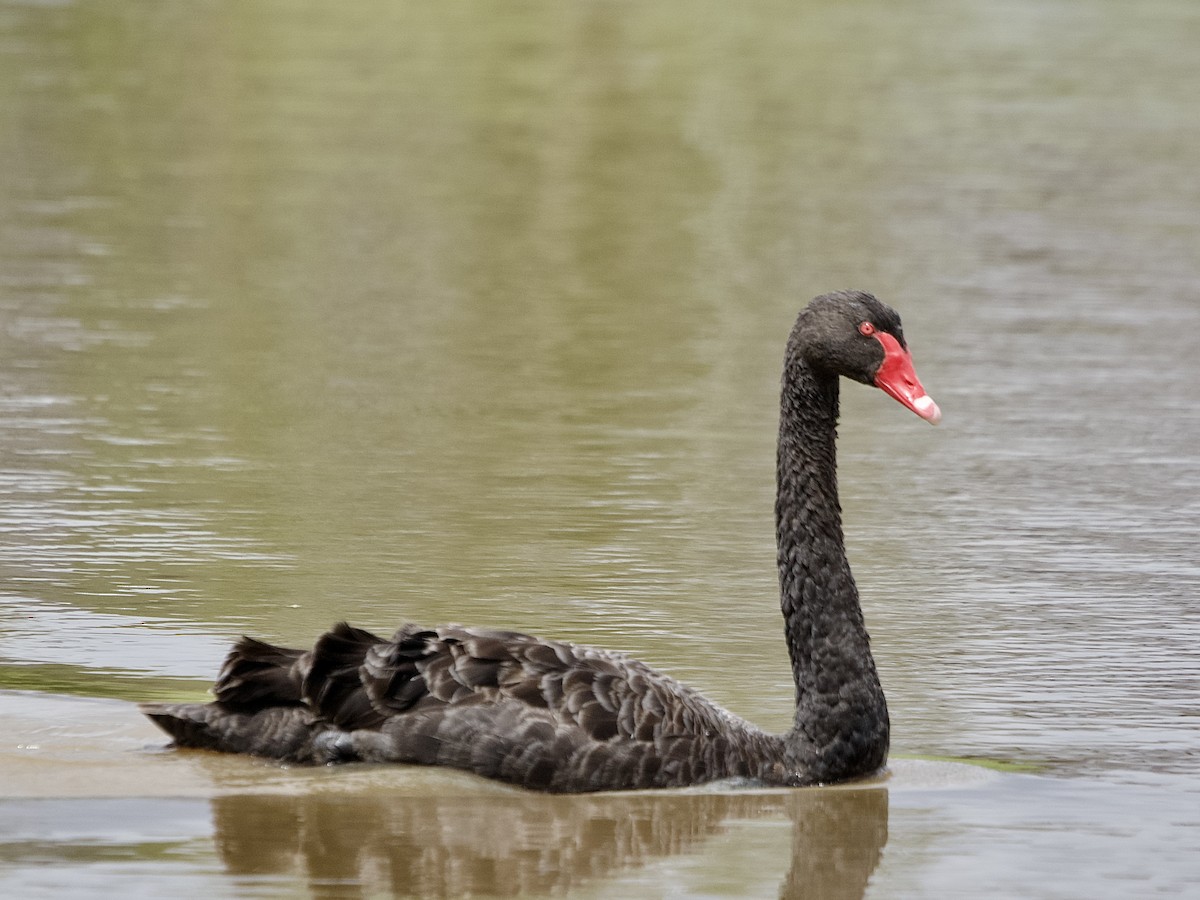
<box><xmin>211</xmin><ymin>785</ymin><xmax>887</xmax><ymax>899</ymax></box>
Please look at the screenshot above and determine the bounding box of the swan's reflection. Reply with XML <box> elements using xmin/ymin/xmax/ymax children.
<box><xmin>209</xmin><ymin>777</ymin><xmax>887</xmax><ymax>898</ymax></box>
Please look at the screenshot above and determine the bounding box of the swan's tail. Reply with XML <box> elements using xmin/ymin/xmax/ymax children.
<box><xmin>140</xmin><ymin>700</ymin><xmax>318</xmax><ymax>760</ymax></box>
<box><xmin>141</xmin><ymin>635</ymin><xmax>314</xmax><ymax>757</ymax></box>
<box><xmin>140</xmin><ymin>701</ymin><xmax>223</xmax><ymax>749</ymax></box>
<box><xmin>140</xmin><ymin>625</ymin><xmax>389</xmax><ymax>760</ymax></box>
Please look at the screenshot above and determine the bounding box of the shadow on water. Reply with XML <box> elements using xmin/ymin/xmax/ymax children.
<box><xmin>208</xmin><ymin>784</ymin><xmax>887</xmax><ymax>899</ymax></box>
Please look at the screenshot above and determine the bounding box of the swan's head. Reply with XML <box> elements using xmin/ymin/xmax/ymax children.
<box><xmin>796</xmin><ymin>291</ymin><xmax>941</xmax><ymax>425</ymax></box>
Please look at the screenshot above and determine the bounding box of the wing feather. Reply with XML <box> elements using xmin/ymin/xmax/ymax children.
<box><xmin>143</xmin><ymin>619</ymin><xmax>781</xmax><ymax>791</ymax></box>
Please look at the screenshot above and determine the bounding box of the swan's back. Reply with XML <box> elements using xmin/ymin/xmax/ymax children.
<box><xmin>142</xmin><ymin>622</ymin><xmax>789</xmax><ymax>792</ymax></box>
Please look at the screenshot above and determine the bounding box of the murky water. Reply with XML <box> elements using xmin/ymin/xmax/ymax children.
<box><xmin>2</xmin><ymin>0</ymin><xmax>1198</xmax><ymax>896</ymax></box>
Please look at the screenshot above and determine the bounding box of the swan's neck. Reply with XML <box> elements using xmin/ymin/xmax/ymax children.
<box><xmin>775</xmin><ymin>358</ymin><xmax>889</xmax><ymax>781</ymax></box>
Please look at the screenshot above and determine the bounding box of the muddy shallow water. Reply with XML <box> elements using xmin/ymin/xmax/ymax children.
<box><xmin>3</xmin><ymin>692</ymin><xmax>1195</xmax><ymax>899</ymax></box>
<box><xmin>2</xmin><ymin>0</ymin><xmax>1199</xmax><ymax>896</ymax></box>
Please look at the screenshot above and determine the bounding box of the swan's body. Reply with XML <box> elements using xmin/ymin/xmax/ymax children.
<box><xmin>142</xmin><ymin>291</ymin><xmax>940</xmax><ymax>792</ymax></box>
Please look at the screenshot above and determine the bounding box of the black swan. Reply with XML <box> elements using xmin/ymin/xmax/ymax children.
<box><xmin>141</xmin><ymin>291</ymin><xmax>940</xmax><ymax>792</ymax></box>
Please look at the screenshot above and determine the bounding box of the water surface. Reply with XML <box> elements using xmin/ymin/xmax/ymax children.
<box><xmin>2</xmin><ymin>1</ymin><xmax>1198</xmax><ymax>897</ymax></box>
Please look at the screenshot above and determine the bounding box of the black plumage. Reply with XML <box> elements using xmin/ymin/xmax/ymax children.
<box><xmin>141</xmin><ymin>291</ymin><xmax>939</xmax><ymax>792</ymax></box>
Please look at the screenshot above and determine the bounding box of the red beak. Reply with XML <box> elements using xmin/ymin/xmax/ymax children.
<box><xmin>872</xmin><ymin>332</ymin><xmax>941</xmax><ymax>424</ymax></box>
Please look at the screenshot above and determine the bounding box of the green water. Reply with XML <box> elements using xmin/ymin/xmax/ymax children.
<box><xmin>2</xmin><ymin>1</ymin><xmax>1198</xmax><ymax>897</ymax></box>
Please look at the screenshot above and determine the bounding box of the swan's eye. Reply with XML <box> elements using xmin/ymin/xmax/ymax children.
<box><xmin>858</xmin><ymin>321</ymin><xmax>876</xmax><ymax>337</ymax></box>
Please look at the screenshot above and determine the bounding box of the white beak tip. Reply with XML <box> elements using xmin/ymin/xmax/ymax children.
<box><xmin>914</xmin><ymin>395</ymin><xmax>942</xmax><ymax>425</ymax></box>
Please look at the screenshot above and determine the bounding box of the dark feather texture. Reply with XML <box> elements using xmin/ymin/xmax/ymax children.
<box><xmin>141</xmin><ymin>291</ymin><xmax>928</xmax><ymax>792</ymax></box>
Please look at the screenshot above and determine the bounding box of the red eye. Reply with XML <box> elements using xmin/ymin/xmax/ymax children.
<box><xmin>858</xmin><ymin>321</ymin><xmax>876</xmax><ymax>336</ymax></box>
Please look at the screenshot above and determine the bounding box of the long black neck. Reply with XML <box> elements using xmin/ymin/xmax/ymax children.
<box><xmin>775</xmin><ymin>351</ymin><xmax>889</xmax><ymax>782</ymax></box>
